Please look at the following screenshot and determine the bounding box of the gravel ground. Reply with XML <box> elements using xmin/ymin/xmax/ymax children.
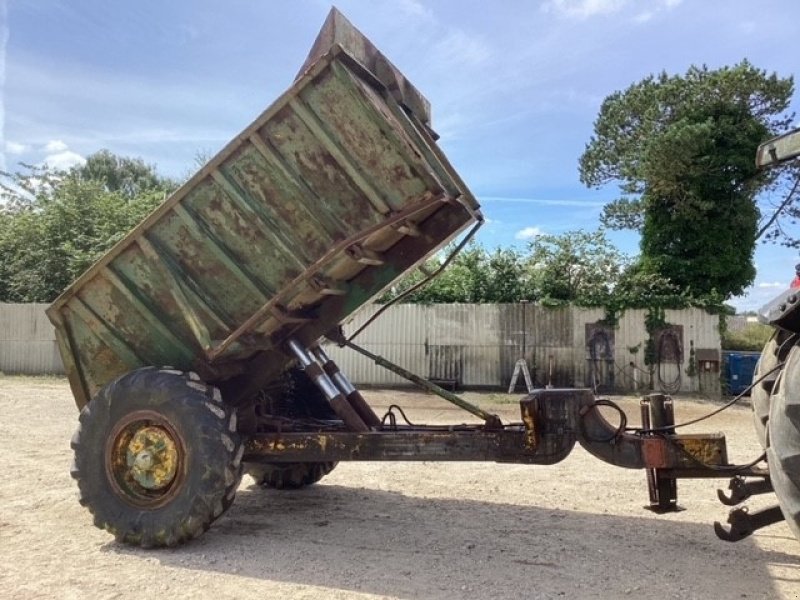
<box><xmin>1</xmin><ymin>376</ymin><xmax>799</xmax><ymax>600</ymax></box>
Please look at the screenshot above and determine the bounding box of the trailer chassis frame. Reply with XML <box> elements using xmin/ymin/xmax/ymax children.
<box><xmin>242</xmin><ymin>338</ymin><xmax>779</xmax><ymax>540</ymax></box>
<box><xmin>246</xmin><ymin>337</ymin><xmax>731</xmax><ymax>476</ymax></box>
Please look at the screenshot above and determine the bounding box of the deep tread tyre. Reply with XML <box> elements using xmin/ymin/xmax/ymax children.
<box><xmin>752</xmin><ymin>333</ymin><xmax>786</xmax><ymax>448</ymax></box>
<box><xmin>257</xmin><ymin>367</ymin><xmax>338</xmax><ymax>420</ymax></box>
<box><xmin>245</xmin><ymin>367</ymin><xmax>338</xmax><ymax>489</ymax></box>
<box><xmin>70</xmin><ymin>367</ymin><xmax>242</xmax><ymax>548</ymax></box>
<box><xmin>767</xmin><ymin>342</ymin><xmax>800</xmax><ymax>541</ymax></box>
<box><xmin>248</xmin><ymin>462</ymin><xmax>337</xmax><ymax>489</ymax></box>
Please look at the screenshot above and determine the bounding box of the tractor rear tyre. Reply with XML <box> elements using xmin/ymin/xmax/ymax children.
<box><xmin>767</xmin><ymin>341</ymin><xmax>800</xmax><ymax>541</ymax></box>
<box><xmin>248</xmin><ymin>461</ymin><xmax>337</xmax><ymax>489</ymax></box>
<box><xmin>70</xmin><ymin>367</ymin><xmax>243</xmax><ymax>547</ymax></box>
<box><xmin>752</xmin><ymin>332</ymin><xmax>788</xmax><ymax>448</ymax></box>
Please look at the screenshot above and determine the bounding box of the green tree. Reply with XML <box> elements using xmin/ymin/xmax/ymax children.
<box><xmin>380</xmin><ymin>231</ymin><xmax>710</xmax><ymax>310</ymax></box>
<box><xmin>612</xmin><ymin>262</ymin><xmax>681</xmax><ymax>308</ymax></box>
<box><xmin>380</xmin><ymin>243</ymin><xmax>530</xmax><ymax>304</ymax></box>
<box><xmin>485</xmin><ymin>248</ymin><xmax>529</xmax><ymax>302</ymax></box>
<box><xmin>526</xmin><ymin>229</ymin><xmax>628</xmax><ymax>305</ymax></box>
<box><xmin>579</xmin><ymin>61</ymin><xmax>794</xmax><ymax>297</ymax></box>
<box><xmin>76</xmin><ymin>150</ymin><xmax>173</xmax><ymax>198</ymax></box>
<box><xmin>0</xmin><ymin>151</ymin><xmax>176</xmax><ymax>302</ymax></box>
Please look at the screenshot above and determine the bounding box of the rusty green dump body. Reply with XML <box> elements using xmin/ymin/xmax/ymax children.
<box><xmin>47</xmin><ymin>10</ymin><xmax>482</xmax><ymax>409</ymax></box>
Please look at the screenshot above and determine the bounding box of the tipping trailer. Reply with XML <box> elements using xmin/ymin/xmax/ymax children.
<box><xmin>51</xmin><ymin>9</ymin><xmax>799</xmax><ymax>548</ymax></box>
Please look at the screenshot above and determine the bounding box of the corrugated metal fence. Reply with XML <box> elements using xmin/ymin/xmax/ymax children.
<box><xmin>0</xmin><ymin>303</ymin><xmax>63</xmax><ymax>374</ymax></box>
<box><xmin>1</xmin><ymin>303</ymin><xmax>721</xmax><ymax>393</ymax></box>
<box><xmin>326</xmin><ymin>304</ymin><xmax>720</xmax><ymax>394</ymax></box>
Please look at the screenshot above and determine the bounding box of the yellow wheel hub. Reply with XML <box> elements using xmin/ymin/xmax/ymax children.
<box><xmin>106</xmin><ymin>411</ymin><xmax>185</xmax><ymax>507</ymax></box>
<box><xmin>125</xmin><ymin>426</ymin><xmax>179</xmax><ymax>491</ymax></box>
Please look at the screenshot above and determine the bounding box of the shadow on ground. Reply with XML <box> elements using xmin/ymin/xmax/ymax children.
<box><xmin>106</xmin><ymin>478</ymin><xmax>800</xmax><ymax>599</ymax></box>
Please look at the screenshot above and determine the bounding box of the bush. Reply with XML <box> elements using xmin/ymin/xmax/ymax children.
<box><xmin>722</xmin><ymin>322</ymin><xmax>773</xmax><ymax>351</ymax></box>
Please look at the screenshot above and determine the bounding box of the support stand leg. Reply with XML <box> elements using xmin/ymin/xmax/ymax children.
<box><xmin>641</xmin><ymin>395</ymin><xmax>680</xmax><ymax>512</ymax></box>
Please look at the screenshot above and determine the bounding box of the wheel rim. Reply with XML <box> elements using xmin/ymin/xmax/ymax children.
<box><xmin>105</xmin><ymin>410</ymin><xmax>186</xmax><ymax>507</ymax></box>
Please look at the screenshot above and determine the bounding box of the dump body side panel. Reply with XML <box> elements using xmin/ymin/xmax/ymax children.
<box><xmin>47</xmin><ymin>47</ymin><xmax>481</xmax><ymax>408</ymax></box>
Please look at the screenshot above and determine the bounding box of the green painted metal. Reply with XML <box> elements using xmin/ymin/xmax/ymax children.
<box><xmin>47</xmin><ymin>9</ymin><xmax>482</xmax><ymax>409</ymax></box>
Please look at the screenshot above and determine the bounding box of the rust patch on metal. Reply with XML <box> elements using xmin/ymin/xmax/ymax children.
<box><xmin>104</xmin><ymin>410</ymin><xmax>186</xmax><ymax>508</ymax></box>
<box><xmin>674</xmin><ymin>434</ymin><xmax>727</xmax><ymax>466</ymax></box>
<box><xmin>520</xmin><ymin>401</ymin><xmax>538</xmax><ymax>450</ymax></box>
<box><xmin>641</xmin><ymin>438</ymin><xmax>669</xmax><ymax>469</ymax></box>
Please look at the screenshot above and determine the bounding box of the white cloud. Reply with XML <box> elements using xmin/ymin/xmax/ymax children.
<box><xmin>757</xmin><ymin>281</ymin><xmax>785</xmax><ymax>289</ymax></box>
<box><xmin>482</xmin><ymin>195</ymin><xmax>606</xmax><ymax>208</ymax></box>
<box><xmin>636</xmin><ymin>0</ymin><xmax>682</xmax><ymax>22</ymax></box>
<box><xmin>43</xmin><ymin>149</ymin><xmax>86</xmax><ymax>170</ymax></box>
<box><xmin>515</xmin><ymin>226</ymin><xmax>544</xmax><ymax>240</ymax></box>
<box><xmin>38</xmin><ymin>140</ymin><xmax>85</xmax><ymax>170</ymax></box>
<box><xmin>433</xmin><ymin>30</ymin><xmax>492</xmax><ymax>67</ymax></box>
<box><xmin>7</xmin><ymin>58</ymin><xmax>251</xmax><ymax>157</ymax></box>
<box><xmin>543</xmin><ymin>0</ymin><xmax>682</xmax><ymax>20</ymax></box>
<box><xmin>5</xmin><ymin>141</ymin><xmax>27</xmax><ymax>154</ymax></box>
<box><xmin>543</xmin><ymin>0</ymin><xmax>628</xmax><ymax>19</ymax></box>
<box><xmin>44</xmin><ymin>139</ymin><xmax>69</xmax><ymax>153</ymax></box>
<box><xmin>396</xmin><ymin>0</ymin><xmax>435</xmax><ymax>21</ymax></box>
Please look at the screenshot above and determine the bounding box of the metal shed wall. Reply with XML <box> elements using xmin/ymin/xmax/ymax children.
<box><xmin>0</xmin><ymin>304</ymin><xmax>64</xmax><ymax>374</ymax></box>
<box><xmin>1</xmin><ymin>303</ymin><xmax>720</xmax><ymax>393</ymax></box>
<box><xmin>328</xmin><ymin>304</ymin><xmax>721</xmax><ymax>393</ymax></box>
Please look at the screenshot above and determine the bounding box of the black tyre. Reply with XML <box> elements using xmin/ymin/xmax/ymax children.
<box><xmin>752</xmin><ymin>332</ymin><xmax>787</xmax><ymax>448</ymax></box>
<box><xmin>248</xmin><ymin>461</ymin><xmax>337</xmax><ymax>489</ymax></box>
<box><xmin>254</xmin><ymin>366</ymin><xmax>338</xmax><ymax>421</ymax></box>
<box><xmin>767</xmin><ymin>341</ymin><xmax>800</xmax><ymax>541</ymax></box>
<box><xmin>70</xmin><ymin>367</ymin><xmax>243</xmax><ymax>548</ymax></box>
<box><xmin>245</xmin><ymin>367</ymin><xmax>337</xmax><ymax>489</ymax></box>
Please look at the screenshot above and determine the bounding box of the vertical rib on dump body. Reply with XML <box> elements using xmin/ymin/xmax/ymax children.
<box><xmin>46</xmin><ymin>9</ymin><xmax>482</xmax><ymax>409</ymax></box>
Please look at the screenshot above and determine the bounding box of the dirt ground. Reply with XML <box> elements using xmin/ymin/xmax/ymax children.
<box><xmin>1</xmin><ymin>377</ymin><xmax>799</xmax><ymax>600</ymax></box>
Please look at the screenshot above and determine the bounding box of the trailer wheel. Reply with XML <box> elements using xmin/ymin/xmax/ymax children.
<box><xmin>248</xmin><ymin>462</ymin><xmax>337</xmax><ymax>489</ymax></box>
<box><xmin>262</xmin><ymin>366</ymin><xmax>338</xmax><ymax>420</ymax></box>
<box><xmin>752</xmin><ymin>332</ymin><xmax>788</xmax><ymax>448</ymax></box>
<box><xmin>70</xmin><ymin>367</ymin><xmax>243</xmax><ymax>547</ymax></box>
<box><xmin>245</xmin><ymin>366</ymin><xmax>338</xmax><ymax>489</ymax></box>
<box><xmin>767</xmin><ymin>341</ymin><xmax>800</xmax><ymax>541</ymax></box>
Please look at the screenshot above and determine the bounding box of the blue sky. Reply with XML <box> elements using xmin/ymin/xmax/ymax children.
<box><xmin>1</xmin><ymin>0</ymin><xmax>798</xmax><ymax>311</ymax></box>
